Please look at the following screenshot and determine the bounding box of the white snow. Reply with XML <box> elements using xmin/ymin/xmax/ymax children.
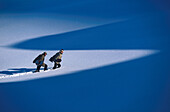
<box><xmin>0</xmin><ymin>47</ymin><xmax>158</xmax><ymax>83</ymax></box>
<box><xmin>0</xmin><ymin>13</ymin><xmax>125</xmax><ymax>46</ymax></box>
<box><xmin>0</xmin><ymin>13</ymin><xmax>159</xmax><ymax>83</ymax></box>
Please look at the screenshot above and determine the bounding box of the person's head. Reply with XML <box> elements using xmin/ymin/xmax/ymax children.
<box><xmin>43</xmin><ymin>52</ymin><xmax>47</xmax><ymax>56</ymax></box>
<box><xmin>60</xmin><ymin>49</ymin><xmax>64</xmax><ymax>54</ymax></box>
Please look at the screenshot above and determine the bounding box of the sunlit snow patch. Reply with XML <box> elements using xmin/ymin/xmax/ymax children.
<box><xmin>0</xmin><ymin>50</ymin><xmax>159</xmax><ymax>83</ymax></box>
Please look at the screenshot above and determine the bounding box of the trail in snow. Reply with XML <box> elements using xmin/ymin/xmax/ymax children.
<box><xmin>0</xmin><ymin>48</ymin><xmax>159</xmax><ymax>83</ymax></box>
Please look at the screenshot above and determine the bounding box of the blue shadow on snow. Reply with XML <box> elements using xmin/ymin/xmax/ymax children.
<box><xmin>8</xmin><ymin>15</ymin><xmax>170</xmax><ymax>51</ymax></box>
<box><xmin>0</xmin><ymin>52</ymin><xmax>170</xmax><ymax>112</ymax></box>
<box><xmin>0</xmin><ymin>68</ymin><xmax>36</xmax><ymax>75</ymax></box>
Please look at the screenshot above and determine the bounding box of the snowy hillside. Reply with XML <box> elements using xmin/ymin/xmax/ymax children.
<box><xmin>0</xmin><ymin>47</ymin><xmax>158</xmax><ymax>83</ymax></box>
<box><xmin>0</xmin><ymin>13</ymin><xmax>159</xmax><ymax>83</ymax></box>
<box><xmin>0</xmin><ymin>0</ymin><xmax>170</xmax><ymax>112</ymax></box>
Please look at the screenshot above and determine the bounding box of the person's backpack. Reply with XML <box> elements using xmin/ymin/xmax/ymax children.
<box><xmin>33</xmin><ymin>55</ymin><xmax>41</xmax><ymax>63</ymax></box>
<box><xmin>49</xmin><ymin>53</ymin><xmax>60</xmax><ymax>62</ymax></box>
<box><xmin>49</xmin><ymin>55</ymin><xmax>55</xmax><ymax>62</ymax></box>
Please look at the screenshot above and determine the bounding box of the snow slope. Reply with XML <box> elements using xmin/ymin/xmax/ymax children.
<box><xmin>0</xmin><ymin>13</ymin><xmax>158</xmax><ymax>83</ymax></box>
<box><xmin>0</xmin><ymin>0</ymin><xmax>170</xmax><ymax>112</ymax></box>
<box><xmin>0</xmin><ymin>47</ymin><xmax>158</xmax><ymax>83</ymax></box>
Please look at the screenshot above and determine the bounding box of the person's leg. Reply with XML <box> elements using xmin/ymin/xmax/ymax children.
<box><xmin>53</xmin><ymin>62</ymin><xmax>57</xmax><ymax>69</ymax></box>
<box><xmin>57</xmin><ymin>64</ymin><xmax>61</xmax><ymax>68</ymax></box>
<box><xmin>36</xmin><ymin>65</ymin><xmax>41</xmax><ymax>72</ymax></box>
<box><xmin>44</xmin><ymin>64</ymin><xmax>48</xmax><ymax>71</ymax></box>
<box><xmin>42</xmin><ymin>63</ymin><xmax>48</xmax><ymax>71</ymax></box>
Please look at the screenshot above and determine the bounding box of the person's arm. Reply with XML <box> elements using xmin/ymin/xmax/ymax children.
<box><xmin>54</xmin><ymin>53</ymin><xmax>60</xmax><ymax>59</ymax></box>
<box><xmin>38</xmin><ymin>55</ymin><xmax>44</xmax><ymax>62</ymax></box>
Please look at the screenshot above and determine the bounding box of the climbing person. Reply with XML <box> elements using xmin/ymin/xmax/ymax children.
<box><xmin>49</xmin><ymin>49</ymin><xmax>64</xmax><ymax>69</ymax></box>
<box><xmin>33</xmin><ymin>52</ymin><xmax>48</xmax><ymax>72</ymax></box>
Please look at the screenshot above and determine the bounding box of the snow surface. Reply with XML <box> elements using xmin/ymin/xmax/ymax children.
<box><xmin>0</xmin><ymin>0</ymin><xmax>170</xmax><ymax>112</ymax></box>
<box><xmin>0</xmin><ymin>47</ymin><xmax>158</xmax><ymax>83</ymax></box>
<box><xmin>0</xmin><ymin>13</ymin><xmax>158</xmax><ymax>83</ymax></box>
<box><xmin>0</xmin><ymin>13</ymin><xmax>125</xmax><ymax>46</ymax></box>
